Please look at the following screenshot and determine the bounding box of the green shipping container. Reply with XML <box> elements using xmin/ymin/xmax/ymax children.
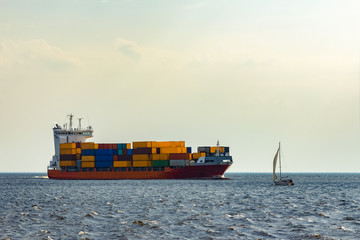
<box><xmin>152</xmin><ymin>160</ymin><xmax>169</xmax><ymax>167</ymax></box>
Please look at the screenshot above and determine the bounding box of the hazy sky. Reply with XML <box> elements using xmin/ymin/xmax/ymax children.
<box><xmin>0</xmin><ymin>0</ymin><xmax>359</xmax><ymax>172</ymax></box>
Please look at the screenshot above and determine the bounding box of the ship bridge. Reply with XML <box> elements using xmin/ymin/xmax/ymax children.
<box><xmin>49</xmin><ymin>114</ymin><xmax>93</xmax><ymax>170</ymax></box>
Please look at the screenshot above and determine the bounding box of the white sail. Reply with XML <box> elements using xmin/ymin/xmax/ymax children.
<box><xmin>273</xmin><ymin>147</ymin><xmax>279</xmax><ymax>181</ymax></box>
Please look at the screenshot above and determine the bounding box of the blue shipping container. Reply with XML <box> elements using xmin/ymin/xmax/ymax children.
<box><xmin>95</xmin><ymin>161</ymin><xmax>113</xmax><ymax>168</ymax></box>
<box><xmin>117</xmin><ymin>143</ymin><xmax>127</xmax><ymax>150</ymax></box>
<box><xmin>127</xmin><ymin>149</ymin><xmax>132</xmax><ymax>155</ymax></box>
<box><xmin>95</xmin><ymin>149</ymin><xmax>114</xmax><ymax>156</ymax></box>
<box><xmin>95</xmin><ymin>155</ymin><xmax>113</xmax><ymax>161</ymax></box>
<box><xmin>82</xmin><ymin>149</ymin><xmax>95</xmax><ymax>156</ymax></box>
<box><xmin>187</xmin><ymin>147</ymin><xmax>192</xmax><ymax>153</ymax></box>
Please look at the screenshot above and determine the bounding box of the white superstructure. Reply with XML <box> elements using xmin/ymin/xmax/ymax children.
<box><xmin>48</xmin><ymin>114</ymin><xmax>93</xmax><ymax>170</ymax></box>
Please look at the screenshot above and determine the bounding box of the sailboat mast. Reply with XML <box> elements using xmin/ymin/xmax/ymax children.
<box><xmin>279</xmin><ymin>142</ymin><xmax>282</xmax><ymax>178</ymax></box>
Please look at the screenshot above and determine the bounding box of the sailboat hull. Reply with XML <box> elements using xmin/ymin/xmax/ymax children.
<box><xmin>274</xmin><ymin>179</ymin><xmax>294</xmax><ymax>186</ymax></box>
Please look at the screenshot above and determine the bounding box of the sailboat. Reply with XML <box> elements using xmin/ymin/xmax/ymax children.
<box><xmin>273</xmin><ymin>142</ymin><xmax>294</xmax><ymax>186</ymax></box>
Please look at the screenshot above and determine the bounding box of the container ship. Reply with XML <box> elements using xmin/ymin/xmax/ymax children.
<box><xmin>47</xmin><ymin>114</ymin><xmax>233</xmax><ymax>179</ymax></box>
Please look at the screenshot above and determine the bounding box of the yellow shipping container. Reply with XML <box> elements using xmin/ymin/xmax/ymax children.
<box><xmin>192</xmin><ymin>152</ymin><xmax>206</xmax><ymax>160</ymax></box>
<box><xmin>132</xmin><ymin>141</ymin><xmax>153</xmax><ymax>148</ymax></box>
<box><xmin>60</xmin><ymin>143</ymin><xmax>76</xmax><ymax>149</ymax></box>
<box><xmin>219</xmin><ymin>147</ymin><xmax>225</xmax><ymax>153</ymax></box>
<box><xmin>60</xmin><ymin>149</ymin><xmax>77</xmax><ymax>155</ymax></box>
<box><xmin>133</xmin><ymin>154</ymin><xmax>151</xmax><ymax>161</ymax></box>
<box><xmin>60</xmin><ymin>160</ymin><xmax>77</xmax><ymax>167</ymax></box>
<box><xmin>132</xmin><ymin>160</ymin><xmax>152</xmax><ymax>167</ymax></box>
<box><xmin>126</xmin><ymin>143</ymin><xmax>131</xmax><ymax>149</ymax></box>
<box><xmin>151</xmin><ymin>153</ymin><xmax>170</xmax><ymax>161</ymax></box>
<box><xmin>113</xmin><ymin>161</ymin><xmax>132</xmax><ymax>168</ymax></box>
<box><xmin>82</xmin><ymin>156</ymin><xmax>95</xmax><ymax>161</ymax></box>
<box><xmin>76</xmin><ymin>148</ymin><xmax>81</xmax><ymax>154</ymax></box>
<box><xmin>81</xmin><ymin>162</ymin><xmax>95</xmax><ymax>168</ymax></box>
<box><xmin>160</xmin><ymin>147</ymin><xmax>187</xmax><ymax>154</ymax></box>
<box><xmin>81</xmin><ymin>142</ymin><xmax>95</xmax><ymax>149</ymax></box>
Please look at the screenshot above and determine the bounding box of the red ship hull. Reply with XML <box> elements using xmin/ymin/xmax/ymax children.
<box><xmin>48</xmin><ymin>164</ymin><xmax>231</xmax><ymax>180</ymax></box>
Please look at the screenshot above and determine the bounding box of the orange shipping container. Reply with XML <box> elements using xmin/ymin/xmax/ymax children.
<box><xmin>81</xmin><ymin>142</ymin><xmax>95</xmax><ymax>149</ymax></box>
<box><xmin>192</xmin><ymin>152</ymin><xmax>206</xmax><ymax>160</ymax></box>
<box><xmin>152</xmin><ymin>141</ymin><xmax>185</xmax><ymax>148</ymax></box>
<box><xmin>160</xmin><ymin>147</ymin><xmax>187</xmax><ymax>154</ymax></box>
<box><xmin>113</xmin><ymin>161</ymin><xmax>132</xmax><ymax>168</ymax></box>
<box><xmin>60</xmin><ymin>149</ymin><xmax>77</xmax><ymax>155</ymax></box>
<box><xmin>132</xmin><ymin>160</ymin><xmax>152</xmax><ymax>167</ymax></box>
<box><xmin>59</xmin><ymin>160</ymin><xmax>77</xmax><ymax>167</ymax></box>
<box><xmin>133</xmin><ymin>154</ymin><xmax>151</xmax><ymax>161</ymax></box>
<box><xmin>126</xmin><ymin>143</ymin><xmax>131</xmax><ymax>149</ymax></box>
<box><xmin>174</xmin><ymin>141</ymin><xmax>185</xmax><ymax>147</ymax></box>
<box><xmin>60</xmin><ymin>143</ymin><xmax>76</xmax><ymax>149</ymax></box>
<box><xmin>151</xmin><ymin>153</ymin><xmax>170</xmax><ymax>161</ymax></box>
<box><xmin>152</xmin><ymin>142</ymin><xmax>168</xmax><ymax>148</ymax></box>
<box><xmin>81</xmin><ymin>162</ymin><xmax>95</xmax><ymax>168</ymax></box>
<box><xmin>82</xmin><ymin>156</ymin><xmax>95</xmax><ymax>161</ymax></box>
<box><xmin>210</xmin><ymin>147</ymin><xmax>217</xmax><ymax>153</ymax></box>
<box><xmin>132</xmin><ymin>141</ymin><xmax>153</xmax><ymax>148</ymax></box>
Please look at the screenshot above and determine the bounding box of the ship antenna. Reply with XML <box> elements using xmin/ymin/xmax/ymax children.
<box><xmin>78</xmin><ymin>118</ymin><xmax>83</xmax><ymax>130</ymax></box>
<box><xmin>67</xmin><ymin>114</ymin><xmax>74</xmax><ymax>130</ymax></box>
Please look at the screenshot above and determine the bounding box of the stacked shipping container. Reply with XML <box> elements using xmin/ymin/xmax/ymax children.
<box><xmin>59</xmin><ymin>143</ymin><xmax>79</xmax><ymax>167</ymax></box>
<box><xmin>59</xmin><ymin>141</ymin><xmax>230</xmax><ymax>170</ymax></box>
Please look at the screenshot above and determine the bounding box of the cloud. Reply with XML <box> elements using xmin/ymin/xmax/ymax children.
<box><xmin>0</xmin><ymin>39</ymin><xmax>80</xmax><ymax>70</ymax></box>
<box><xmin>115</xmin><ymin>37</ymin><xmax>142</xmax><ymax>60</ymax></box>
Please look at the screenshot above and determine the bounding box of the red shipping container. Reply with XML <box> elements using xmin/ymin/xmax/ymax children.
<box><xmin>99</xmin><ymin>144</ymin><xmax>116</xmax><ymax>149</ymax></box>
<box><xmin>76</xmin><ymin>142</ymin><xmax>81</xmax><ymax>148</ymax></box>
<box><xmin>113</xmin><ymin>155</ymin><xmax>118</xmax><ymax>161</ymax></box>
<box><xmin>118</xmin><ymin>155</ymin><xmax>132</xmax><ymax>161</ymax></box>
<box><xmin>132</xmin><ymin>148</ymin><xmax>155</xmax><ymax>154</ymax></box>
<box><xmin>60</xmin><ymin>154</ymin><xmax>77</xmax><ymax>160</ymax></box>
<box><xmin>122</xmin><ymin>149</ymin><xmax>127</xmax><ymax>155</ymax></box>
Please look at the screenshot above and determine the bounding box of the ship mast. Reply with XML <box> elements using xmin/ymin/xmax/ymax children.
<box><xmin>78</xmin><ymin>117</ymin><xmax>83</xmax><ymax>130</ymax></box>
<box><xmin>216</xmin><ymin>140</ymin><xmax>220</xmax><ymax>156</ymax></box>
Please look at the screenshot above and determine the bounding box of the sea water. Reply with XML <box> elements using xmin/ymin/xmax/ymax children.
<box><xmin>0</xmin><ymin>173</ymin><xmax>359</xmax><ymax>239</ymax></box>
